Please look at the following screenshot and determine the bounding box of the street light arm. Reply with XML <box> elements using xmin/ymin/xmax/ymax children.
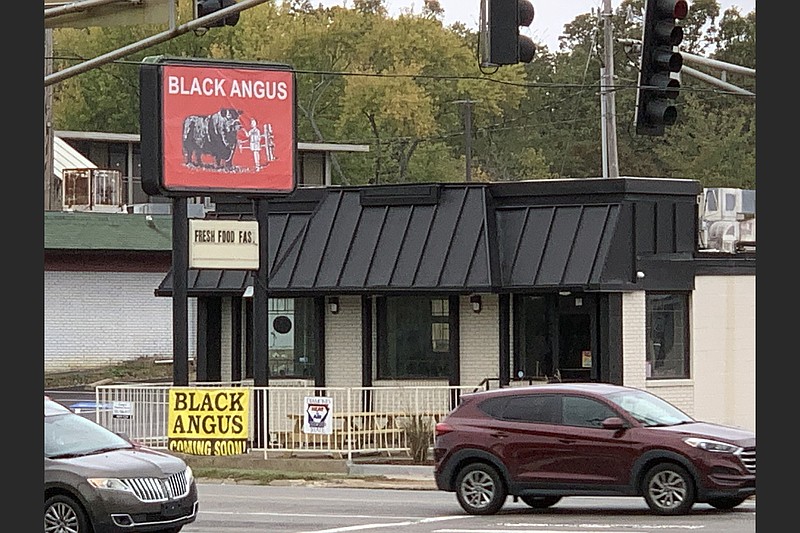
<box><xmin>45</xmin><ymin>0</ymin><xmax>129</xmax><ymax>20</ymax></box>
<box><xmin>681</xmin><ymin>65</ymin><xmax>754</xmax><ymax>96</ymax></box>
<box><xmin>680</xmin><ymin>52</ymin><xmax>755</xmax><ymax>78</ymax></box>
<box><xmin>44</xmin><ymin>0</ymin><xmax>269</xmax><ymax>87</ymax></box>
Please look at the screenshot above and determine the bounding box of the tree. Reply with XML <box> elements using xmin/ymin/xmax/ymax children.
<box><xmin>48</xmin><ymin>0</ymin><xmax>754</xmax><ymax>188</ymax></box>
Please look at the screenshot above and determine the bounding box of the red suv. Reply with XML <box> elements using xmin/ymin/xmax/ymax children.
<box><xmin>433</xmin><ymin>383</ymin><xmax>755</xmax><ymax>515</ymax></box>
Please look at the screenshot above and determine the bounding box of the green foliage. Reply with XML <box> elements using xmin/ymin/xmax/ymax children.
<box><xmin>49</xmin><ymin>0</ymin><xmax>755</xmax><ymax>189</ymax></box>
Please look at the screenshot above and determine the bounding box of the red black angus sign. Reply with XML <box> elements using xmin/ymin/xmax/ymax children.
<box><xmin>140</xmin><ymin>57</ymin><xmax>297</xmax><ymax>196</ymax></box>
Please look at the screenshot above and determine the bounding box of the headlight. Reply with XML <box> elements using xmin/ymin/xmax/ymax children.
<box><xmin>87</xmin><ymin>478</ymin><xmax>135</xmax><ymax>493</ymax></box>
<box><xmin>184</xmin><ymin>465</ymin><xmax>194</xmax><ymax>484</ymax></box>
<box><xmin>684</xmin><ymin>437</ymin><xmax>742</xmax><ymax>454</ymax></box>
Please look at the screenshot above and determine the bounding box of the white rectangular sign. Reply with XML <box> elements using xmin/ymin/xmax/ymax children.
<box><xmin>112</xmin><ymin>401</ymin><xmax>133</xmax><ymax>420</ymax></box>
<box><xmin>303</xmin><ymin>396</ymin><xmax>333</xmax><ymax>435</ymax></box>
<box><xmin>189</xmin><ymin>219</ymin><xmax>260</xmax><ymax>270</ymax></box>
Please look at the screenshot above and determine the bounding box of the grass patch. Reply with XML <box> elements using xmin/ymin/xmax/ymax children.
<box><xmin>45</xmin><ymin>357</ymin><xmax>176</xmax><ymax>389</ymax></box>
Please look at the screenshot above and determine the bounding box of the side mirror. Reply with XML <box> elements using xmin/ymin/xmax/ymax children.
<box><xmin>601</xmin><ymin>417</ymin><xmax>626</xmax><ymax>430</ymax></box>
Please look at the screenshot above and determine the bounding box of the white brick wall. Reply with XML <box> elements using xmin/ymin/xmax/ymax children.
<box><xmin>459</xmin><ymin>294</ymin><xmax>500</xmax><ymax>388</ymax></box>
<box><xmin>690</xmin><ymin>275</ymin><xmax>755</xmax><ymax>431</ymax></box>
<box><xmin>44</xmin><ymin>271</ymin><xmax>197</xmax><ymax>372</ymax></box>
<box><xmin>621</xmin><ymin>291</ymin><xmax>647</xmax><ymax>389</ymax></box>
<box><xmin>325</xmin><ymin>295</ymin><xmax>362</xmax><ymax>387</ymax></box>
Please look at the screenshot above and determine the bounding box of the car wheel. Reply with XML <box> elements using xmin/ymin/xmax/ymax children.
<box><xmin>642</xmin><ymin>463</ymin><xmax>696</xmax><ymax>515</ymax></box>
<box><xmin>520</xmin><ymin>495</ymin><xmax>562</xmax><ymax>509</ymax></box>
<box><xmin>45</xmin><ymin>494</ymin><xmax>90</xmax><ymax>533</ymax></box>
<box><xmin>455</xmin><ymin>463</ymin><xmax>507</xmax><ymax>515</ymax></box>
<box><xmin>707</xmin><ymin>496</ymin><xmax>749</xmax><ymax>510</ymax></box>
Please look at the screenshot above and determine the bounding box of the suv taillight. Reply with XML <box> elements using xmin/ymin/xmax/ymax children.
<box><xmin>435</xmin><ymin>422</ymin><xmax>454</xmax><ymax>437</ymax></box>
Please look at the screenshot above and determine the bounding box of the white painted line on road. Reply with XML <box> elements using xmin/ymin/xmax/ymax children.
<box><xmin>501</xmin><ymin>523</ymin><xmax>706</xmax><ymax>529</ymax></box>
<box><xmin>198</xmin><ymin>511</ymin><xmax>424</xmax><ymax>520</ymax></box>
<box><xmin>297</xmin><ymin>514</ymin><xmax>472</xmax><ymax>533</ymax></box>
<box><xmin>421</xmin><ymin>516</ymin><xmax>474</xmax><ymax>523</ymax></box>
<box><xmin>434</xmin><ymin>530</ymin><xmax>648</xmax><ymax>533</ymax></box>
<box><xmin>299</xmin><ymin>521</ymin><xmax>414</xmax><ymax>532</ymax></box>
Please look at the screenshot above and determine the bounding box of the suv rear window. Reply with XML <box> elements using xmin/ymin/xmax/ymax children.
<box><xmin>480</xmin><ymin>394</ymin><xmax>561</xmax><ymax>424</ymax></box>
<box><xmin>478</xmin><ymin>397</ymin><xmax>509</xmax><ymax>418</ymax></box>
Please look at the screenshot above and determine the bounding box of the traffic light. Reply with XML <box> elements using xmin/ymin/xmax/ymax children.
<box><xmin>194</xmin><ymin>0</ymin><xmax>240</xmax><ymax>28</ymax></box>
<box><xmin>480</xmin><ymin>0</ymin><xmax>536</xmax><ymax>67</ymax></box>
<box><xmin>634</xmin><ymin>0</ymin><xmax>688</xmax><ymax>136</ymax></box>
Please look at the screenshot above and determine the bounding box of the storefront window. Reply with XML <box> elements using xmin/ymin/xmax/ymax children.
<box><xmin>267</xmin><ymin>297</ymin><xmax>318</xmax><ymax>378</ymax></box>
<box><xmin>378</xmin><ymin>296</ymin><xmax>451</xmax><ymax>379</ymax></box>
<box><xmin>646</xmin><ymin>292</ymin><xmax>690</xmax><ymax>379</ymax></box>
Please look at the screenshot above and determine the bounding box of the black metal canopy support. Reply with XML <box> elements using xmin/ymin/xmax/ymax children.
<box><xmin>252</xmin><ymin>198</ymin><xmax>270</xmax><ymax>448</ymax></box>
<box><xmin>172</xmin><ymin>197</ymin><xmax>189</xmax><ymax>386</ymax></box>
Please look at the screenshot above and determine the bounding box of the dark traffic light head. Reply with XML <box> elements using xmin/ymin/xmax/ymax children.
<box><xmin>635</xmin><ymin>0</ymin><xmax>688</xmax><ymax>136</ymax></box>
<box><xmin>480</xmin><ymin>0</ymin><xmax>536</xmax><ymax>67</ymax></box>
<box><xmin>195</xmin><ymin>0</ymin><xmax>240</xmax><ymax>28</ymax></box>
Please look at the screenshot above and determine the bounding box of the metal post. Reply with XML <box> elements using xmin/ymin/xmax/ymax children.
<box><xmin>600</xmin><ymin>67</ymin><xmax>609</xmax><ymax>179</ymax></box>
<box><xmin>172</xmin><ymin>197</ymin><xmax>189</xmax><ymax>386</ymax></box>
<box><xmin>253</xmin><ymin>198</ymin><xmax>270</xmax><ymax>448</ymax></box>
<box><xmin>45</xmin><ymin>29</ymin><xmax>54</xmax><ymax>210</ymax></box>
<box><xmin>601</xmin><ymin>0</ymin><xmax>620</xmax><ymax>177</ymax></box>
<box><xmin>452</xmin><ymin>100</ymin><xmax>475</xmax><ymax>182</ymax></box>
<box><xmin>464</xmin><ymin>101</ymin><xmax>473</xmax><ymax>182</ymax></box>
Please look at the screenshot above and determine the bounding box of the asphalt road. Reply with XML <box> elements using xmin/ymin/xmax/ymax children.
<box><xmin>183</xmin><ymin>483</ymin><xmax>756</xmax><ymax>533</ymax></box>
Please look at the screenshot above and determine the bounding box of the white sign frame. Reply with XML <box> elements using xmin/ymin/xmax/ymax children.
<box><xmin>189</xmin><ymin>219</ymin><xmax>260</xmax><ymax>270</ymax></box>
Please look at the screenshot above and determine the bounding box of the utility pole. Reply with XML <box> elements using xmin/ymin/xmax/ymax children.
<box><xmin>45</xmin><ymin>29</ymin><xmax>54</xmax><ymax>210</ymax></box>
<box><xmin>600</xmin><ymin>0</ymin><xmax>620</xmax><ymax>178</ymax></box>
<box><xmin>453</xmin><ymin>99</ymin><xmax>476</xmax><ymax>182</ymax></box>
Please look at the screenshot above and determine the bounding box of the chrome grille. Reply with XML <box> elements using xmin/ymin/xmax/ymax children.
<box><xmin>120</xmin><ymin>470</ymin><xmax>190</xmax><ymax>502</ymax></box>
<box><xmin>738</xmin><ymin>448</ymin><xmax>755</xmax><ymax>474</ymax></box>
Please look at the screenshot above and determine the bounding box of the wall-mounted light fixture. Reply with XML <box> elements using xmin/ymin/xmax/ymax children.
<box><xmin>637</xmin><ymin>271</ymin><xmax>646</xmax><ymax>279</ymax></box>
<box><xmin>470</xmin><ymin>294</ymin><xmax>482</xmax><ymax>313</ymax></box>
<box><xmin>328</xmin><ymin>296</ymin><xmax>340</xmax><ymax>314</ymax></box>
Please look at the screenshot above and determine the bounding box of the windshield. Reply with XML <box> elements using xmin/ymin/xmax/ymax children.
<box><xmin>45</xmin><ymin>411</ymin><xmax>132</xmax><ymax>458</ymax></box>
<box><xmin>604</xmin><ymin>388</ymin><xmax>694</xmax><ymax>427</ymax></box>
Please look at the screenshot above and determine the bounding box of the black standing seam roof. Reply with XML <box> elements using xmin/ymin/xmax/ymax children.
<box><xmin>496</xmin><ymin>203</ymin><xmax>622</xmax><ymax>289</ymax></box>
<box><xmin>155</xmin><ymin>186</ymin><xmax>625</xmax><ymax>297</ymax></box>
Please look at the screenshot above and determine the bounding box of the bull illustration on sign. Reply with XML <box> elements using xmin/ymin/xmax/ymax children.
<box><xmin>182</xmin><ymin>108</ymin><xmax>244</xmax><ymax>170</ymax></box>
<box><xmin>182</xmin><ymin>108</ymin><xmax>277</xmax><ymax>173</ymax></box>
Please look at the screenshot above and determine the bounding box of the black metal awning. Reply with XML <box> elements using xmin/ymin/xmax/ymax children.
<box><xmin>157</xmin><ymin>180</ymin><xmax>697</xmax><ymax>297</ymax></box>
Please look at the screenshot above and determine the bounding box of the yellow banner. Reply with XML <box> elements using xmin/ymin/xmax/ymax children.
<box><xmin>167</xmin><ymin>388</ymin><xmax>250</xmax><ymax>456</ymax></box>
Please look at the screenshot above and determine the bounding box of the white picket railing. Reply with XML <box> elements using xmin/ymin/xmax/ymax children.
<box><xmin>94</xmin><ymin>383</ymin><xmax>477</xmax><ymax>460</ymax></box>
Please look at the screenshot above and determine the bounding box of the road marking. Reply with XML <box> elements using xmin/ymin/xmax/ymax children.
<box><xmin>299</xmin><ymin>522</ymin><xmax>414</xmax><ymax>532</ymax></box>
<box><xmin>433</xmin><ymin>525</ymin><xmax>707</xmax><ymax>533</ymax></box>
<box><xmin>199</xmin><ymin>511</ymin><xmax>425</xmax><ymax>520</ymax></box>
<box><xmin>434</xmin><ymin>530</ymin><xmax>651</xmax><ymax>533</ymax></box>
<box><xmin>298</xmin><ymin>515</ymin><xmax>469</xmax><ymax>533</ymax></box>
<box><xmin>502</xmin><ymin>523</ymin><xmax>707</xmax><ymax>529</ymax></box>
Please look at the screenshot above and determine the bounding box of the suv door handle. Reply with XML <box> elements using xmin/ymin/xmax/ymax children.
<box><xmin>490</xmin><ymin>432</ymin><xmax>508</xmax><ymax>439</ymax></box>
<box><xmin>559</xmin><ymin>438</ymin><xmax>576</xmax><ymax>444</ymax></box>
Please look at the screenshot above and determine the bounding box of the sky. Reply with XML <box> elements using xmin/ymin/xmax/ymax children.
<box><xmin>315</xmin><ymin>1</ymin><xmax>756</xmax><ymax>52</ymax></box>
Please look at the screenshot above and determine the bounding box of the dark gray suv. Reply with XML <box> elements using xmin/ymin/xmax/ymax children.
<box><xmin>45</xmin><ymin>396</ymin><xmax>198</xmax><ymax>533</ymax></box>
